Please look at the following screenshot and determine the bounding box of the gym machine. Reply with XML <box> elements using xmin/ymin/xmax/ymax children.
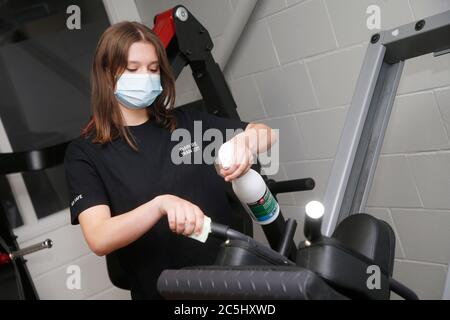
<box><xmin>157</xmin><ymin>7</ymin><xmax>450</xmax><ymax>300</ymax></box>
<box><xmin>0</xmin><ymin>143</ymin><xmax>61</xmax><ymax>299</ymax></box>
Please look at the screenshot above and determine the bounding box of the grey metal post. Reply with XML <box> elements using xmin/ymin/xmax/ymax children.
<box><xmin>340</xmin><ymin>60</ymin><xmax>404</xmax><ymax>223</ymax></box>
<box><xmin>321</xmin><ymin>42</ymin><xmax>385</xmax><ymax>236</ymax></box>
<box><xmin>320</xmin><ymin>10</ymin><xmax>450</xmax><ymax>299</ymax></box>
<box><xmin>322</xmin><ymin>10</ymin><xmax>450</xmax><ymax>236</ymax></box>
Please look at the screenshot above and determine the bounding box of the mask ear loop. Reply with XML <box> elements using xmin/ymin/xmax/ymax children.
<box><xmin>111</xmin><ymin>72</ymin><xmax>121</xmax><ymax>93</ymax></box>
<box><xmin>112</xmin><ymin>67</ymin><xmax>126</xmax><ymax>90</ymax></box>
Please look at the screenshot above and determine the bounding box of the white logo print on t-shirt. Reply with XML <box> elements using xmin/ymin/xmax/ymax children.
<box><xmin>71</xmin><ymin>194</ymin><xmax>83</xmax><ymax>207</ymax></box>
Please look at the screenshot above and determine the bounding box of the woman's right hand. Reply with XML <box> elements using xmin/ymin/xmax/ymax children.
<box><xmin>156</xmin><ymin>195</ymin><xmax>206</xmax><ymax>236</ymax></box>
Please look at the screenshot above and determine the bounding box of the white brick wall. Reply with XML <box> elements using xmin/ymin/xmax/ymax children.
<box><xmin>245</xmin><ymin>0</ymin><xmax>450</xmax><ymax>300</ymax></box>
<box><xmin>365</xmin><ymin>1</ymin><xmax>450</xmax><ymax>299</ymax></box>
<box><xmin>135</xmin><ymin>0</ymin><xmax>450</xmax><ymax>299</ymax></box>
<box><xmin>16</xmin><ymin>214</ymin><xmax>130</xmax><ymax>300</ymax></box>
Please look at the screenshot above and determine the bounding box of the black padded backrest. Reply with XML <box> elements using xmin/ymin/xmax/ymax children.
<box><xmin>331</xmin><ymin>214</ymin><xmax>395</xmax><ymax>276</ymax></box>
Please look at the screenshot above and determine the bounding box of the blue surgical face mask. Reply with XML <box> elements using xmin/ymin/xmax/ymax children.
<box><xmin>114</xmin><ymin>73</ymin><xmax>163</xmax><ymax>109</ymax></box>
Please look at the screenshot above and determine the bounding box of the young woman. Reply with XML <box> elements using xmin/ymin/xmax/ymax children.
<box><xmin>64</xmin><ymin>21</ymin><xmax>277</xmax><ymax>299</ymax></box>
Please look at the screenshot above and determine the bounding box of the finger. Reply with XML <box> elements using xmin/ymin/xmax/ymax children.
<box><xmin>219</xmin><ymin>163</ymin><xmax>232</xmax><ymax>172</ymax></box>
<box><xmin>234</xmin><ymin>147</ymin><xmax>248</xmax><ymax>169</ymax></box>
<box><xmin>241</xmin><ymin>161</ymin><xmax>252</xmax><ymax>176</ymax></box>
<box><xmin>194</xmin><ymin>206</ymin><xmax>205</xmax><ymax>235</ymax></box>
<box><xmin>183</xmin><ymin>205</ymin><xmax>196</xmax><ymax>236</ymax></box>
<box><xmin>167</xmin><ymin>209</ymin><xmax>176</xmax><ymax>232</ymax></box>
<box><xmin>226</xmin><ymin>156</ymin><xmax>249</xmax><ymax>181</ymax></box>
<box><xmin>223</xmin><ymin>155</ymin><xmax>245</xmax><ymax>179</ymax></box>
<box><xmin>225</xmin><ymin>147</ymin><xmax>242</xmax><ymax>170</ymax></box>
<box><xmin>225</xmin><ymin>149</ymin><xmax>249</xmax><ymax>179</ymax></box>
<box><xmin>222</xmin><ymin>163</ymin><xmax>239</xmax><ymax>176</ymax></box>
<box><xmin>175</xmin><ymin>206</ymin><xmax>185</xmax><ymax>234</ymax></box>
<box><xmin>247</xmin><ymin>149</ymin><xmax>256</xmax><ymax>166</ymax></box>
<box><xmin>220</xmin><ymin>163</ymin><xmax>237</xmax><ymax>174</ymax></box>
<box><xmin>242</xmin><ymin>150</ymin><xmax>254</xmax><ymax>174</ymax></box>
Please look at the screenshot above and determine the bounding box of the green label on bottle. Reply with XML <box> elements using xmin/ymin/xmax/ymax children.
<box><xmin>247</xmin><ymin>187</ymin><xmax>279</xmax><ymax>223</ymax></box>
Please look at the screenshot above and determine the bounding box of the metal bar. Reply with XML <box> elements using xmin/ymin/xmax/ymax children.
<box><xmin>338</xmin><ymin>60</ymin><xmax>404</xmax><ymax>224</ymax></box>
<box><xmin>321</xmin><ymin>42</ymin><xmax>385</xmax><ymax>236</ymax></box>
<box><xmin>321</xmin><ymin>11</ymin><xmax>450</xmax><ymax>298</ymax></box>
<box><xmin>382</xmin><ymin>10</ymin><xmax>450</xmax><ymax>64</ymax></box>
<box><xmin>191</xmin><ymin>56</ymin><xmax>241</xmax><ymax>119</ymax></box>
<box><xmin>261</xmin><ymin>214</ymin><xmax>297</xmax><ymax>261</ymax></box>
<box><xmin>267</xmin><ymin>178</ymin><xmax>315</xmax><ymax>195</ymax></box>
<box><xmin>9</xmin><ymin>239</ymin><xmax>53</xmax><ymax>260</ymax></box>
<box><xmin>353</xmin><ymin>61</ymin><xmax>404</xmax><ymax>215</ymax></box>
<box><xmin>434</xmin><ymin>48</ymin><xmax>450</xmax><ymax>57</ymax></box>
<box><xmin>0</xmin><ymin>141</ymin><xmax>69</xmax><ymax>175</ymax></box>
<box><xmin>277</xmin><ymin>218</ymin><xmax>297</xmax><ymax>258</ymax></box>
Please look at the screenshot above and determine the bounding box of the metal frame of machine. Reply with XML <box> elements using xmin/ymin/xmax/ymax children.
<box><xmin>321</xmin><ymin>10</ymin><xmax>450</xmax><ymax>298</ymax></box>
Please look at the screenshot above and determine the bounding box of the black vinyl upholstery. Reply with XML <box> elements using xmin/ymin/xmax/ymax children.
<box><xmin>158</xmin><ymin>265</ymin><xmax>348</xmax><ymax>300</ymax></box>
<box><xmin>332</xmin><ymin>214</ymin><xmax>396</xmax><ymax>276</ymax></box>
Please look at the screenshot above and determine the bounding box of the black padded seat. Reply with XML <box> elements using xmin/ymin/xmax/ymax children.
<box><xmin>331</xmin><ymin>214</ymin><xmax>396</xmax><ymax>276</ymax></box>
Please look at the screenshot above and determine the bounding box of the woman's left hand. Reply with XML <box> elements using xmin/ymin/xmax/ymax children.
<box><xmin>219</xmin><ymin>134</ymin><xmax>255</xmax><ymax>182</ymax></box>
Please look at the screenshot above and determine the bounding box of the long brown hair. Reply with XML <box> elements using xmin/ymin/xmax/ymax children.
<box><xmin>82</xmin><ymin>21</ymin><xmax>177</xmax><ymax>151</ymax></box>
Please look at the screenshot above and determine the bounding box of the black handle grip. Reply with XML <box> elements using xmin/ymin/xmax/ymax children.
<box><xmin>0</xmin><ymin>141</ymin><xmax>70</xmax><ymax>174</ymax></box>
<box><xmin>389</xmin><ymin>278</ymin><xmax>419</xmax><ymax>300</ymax></box>
<box><xmin>267</xmin><ymin>178</ymin><xmax>315</xmax><ymax>195</ymax></box>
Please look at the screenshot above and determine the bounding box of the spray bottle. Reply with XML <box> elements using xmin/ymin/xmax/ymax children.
<box><xmin>216</xmin><ymin>141</ymin><xmax>280</xmax><ymax>225</ymax></box>
<box><xmin>188</xmin><ymin>141</ymin><xmax>280</xmax><ymax>243</ymax></box>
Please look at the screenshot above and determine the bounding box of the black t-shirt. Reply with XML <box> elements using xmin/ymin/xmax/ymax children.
<box><xmin>63</xmin><ymin>109</ymin><xmax>248</xmax><ymax>299</ymax></box>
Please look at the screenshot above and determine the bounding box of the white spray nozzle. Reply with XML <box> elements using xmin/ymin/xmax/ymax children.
<box><xmin>217</xmin><ymin>141</ymin><xmax>235</xmax><ymax>170</ymax></box>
